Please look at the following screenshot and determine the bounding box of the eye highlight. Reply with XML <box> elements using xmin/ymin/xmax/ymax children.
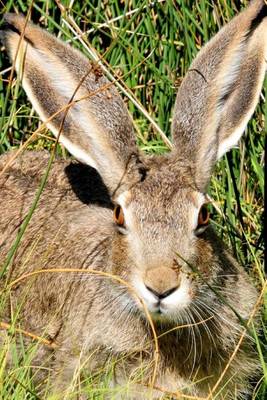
<box><xmin>113</xmin><ymin>204</ymin><xmax>125</xmax><ymax>227</ymax></box>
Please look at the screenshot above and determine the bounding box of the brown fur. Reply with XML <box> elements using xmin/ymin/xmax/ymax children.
<box><xmin>0</xmin><ymin>1</ymin><xmax>266</xmax><ymax>398</ymax></box>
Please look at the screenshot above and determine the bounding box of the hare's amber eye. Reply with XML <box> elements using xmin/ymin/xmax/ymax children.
<box><xmin>197</xmin><ymin>205</ymin><xmax>210</xmax><ymax>227</ymax></box>
<box><xmin>114</xmin><ymin>205</ymin><xmax>124</xmax><ymax>226</ymax></box>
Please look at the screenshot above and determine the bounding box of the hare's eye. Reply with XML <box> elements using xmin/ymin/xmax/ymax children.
<box><xmin>198</xmin><ymin>205</ymin><xmax>209</xmax><ymax>226</ymax></box>
<box><xmin>113</xmin><ymin>205</ymin><xmax>125</xmax><ymax>226</ymax></box>
<box><xmin>195</xmin><ymin>204</ymin><xmax>210</xmax><ymax>234</ymax></box>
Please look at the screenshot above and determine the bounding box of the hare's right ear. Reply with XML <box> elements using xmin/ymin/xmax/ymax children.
<box><xmin>0</xmin><ymin>14</ymin><xmax>141</xmax><ymax>194</ymax></box>
<box><xmin>172</xmin><ymin>0</ymin><xmax>267</xmax><ymax>191</ymax></box>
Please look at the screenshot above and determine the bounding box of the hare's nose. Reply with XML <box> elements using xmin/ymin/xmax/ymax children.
<box><xmin>145</xmin><ymin>285</ymin><xmax>178</xmax><ymax>300</ymax></box>
<box><xmin>144</xmin><ymin>266</ymin><xmax>181</xmax><ymax>300</ymax></box>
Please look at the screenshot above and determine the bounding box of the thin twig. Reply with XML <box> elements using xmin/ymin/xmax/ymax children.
<box><xmin>0</xmin><ymin>321</ymin><xmax>57</xmax><ymax>349</ymax></box>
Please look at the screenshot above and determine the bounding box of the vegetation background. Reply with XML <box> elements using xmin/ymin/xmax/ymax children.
<box><xmin>0</xmin><ymin>0</ymin><xmax>265</xmax><ymax>399</ymax></box>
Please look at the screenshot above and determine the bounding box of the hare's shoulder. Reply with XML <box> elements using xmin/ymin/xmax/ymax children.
<box><xmin>0</xmin><ymin>150</ymin><xmax>113</xmax><ymax>269</ymax></box>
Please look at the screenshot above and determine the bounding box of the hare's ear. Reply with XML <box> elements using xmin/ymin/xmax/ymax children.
<box><xmin>0</xmin><ymin>14</ymin><xmax>141</xmax><ymax>194</ymax></box>
<box><xmin>171</xmin><ymin>0</ymin><xmax>267</xmax><ymax>191</ymax></box>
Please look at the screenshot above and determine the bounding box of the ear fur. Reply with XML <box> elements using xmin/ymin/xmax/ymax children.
<box><xmin>171</xmin><ymin>0</ymin><xmax>267</xmax><ymax>191</ymax></box>
<box><xmin>0</xmin><ymin>13</ymin><xmax>141</xmax><ymax>194</ymax></box>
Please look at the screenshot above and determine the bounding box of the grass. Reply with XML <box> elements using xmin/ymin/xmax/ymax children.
<box><xmin>0</xmin><ymin>0</ymin><xmax>266</xmax><ymax>399</ymax></box>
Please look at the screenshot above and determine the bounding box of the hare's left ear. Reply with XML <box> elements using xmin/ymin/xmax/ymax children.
<box><xmin>0</xmin><ymin>14</ymin><xmax>141</xmax><ymax>195</ymax></box>
<box><xmin>172</xmin><ymin>0</ymin><xmax>267</xmax><ymax>191</ymax></box>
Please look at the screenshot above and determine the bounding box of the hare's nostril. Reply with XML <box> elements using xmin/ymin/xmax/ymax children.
<box><xmin>145</xmin><ymin>285</ymin><xmax>178</xmax><ymax>300</ymax></box>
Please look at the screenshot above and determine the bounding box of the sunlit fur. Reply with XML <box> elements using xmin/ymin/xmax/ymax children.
<box><xmin>0</xmin><ymin>1</ymin><xmax>266</xmax><ymax>399</ymax></box>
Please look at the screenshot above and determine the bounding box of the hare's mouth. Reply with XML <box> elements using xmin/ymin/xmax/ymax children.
<box><xmin>133</xmin><ymin>276</ymin><xmax>192</xmax><ymax>322</ymax></box>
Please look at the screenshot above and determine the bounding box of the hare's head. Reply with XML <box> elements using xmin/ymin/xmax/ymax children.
<box><xmin>1</xmin><ymin>0</ymin><xmax>266</xmax><ymax>323</ymax></box>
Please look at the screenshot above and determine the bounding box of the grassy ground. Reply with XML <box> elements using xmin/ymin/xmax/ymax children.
<box><xmin>0</xmin><ymin>0</ymin><xmax>266</xmax><ymax>399</ymax></box>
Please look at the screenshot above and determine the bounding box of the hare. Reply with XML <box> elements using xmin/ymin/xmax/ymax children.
<box><xmin>0</xmin><ymin>0</ymin><xmax>266</xmax><ymax>398</ymax></box>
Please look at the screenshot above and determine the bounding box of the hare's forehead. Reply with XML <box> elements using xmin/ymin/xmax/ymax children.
<box><xmin>117</xmin><ymin>187</ymin><xmax>205</xmax><ymax>221</ymax></box>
